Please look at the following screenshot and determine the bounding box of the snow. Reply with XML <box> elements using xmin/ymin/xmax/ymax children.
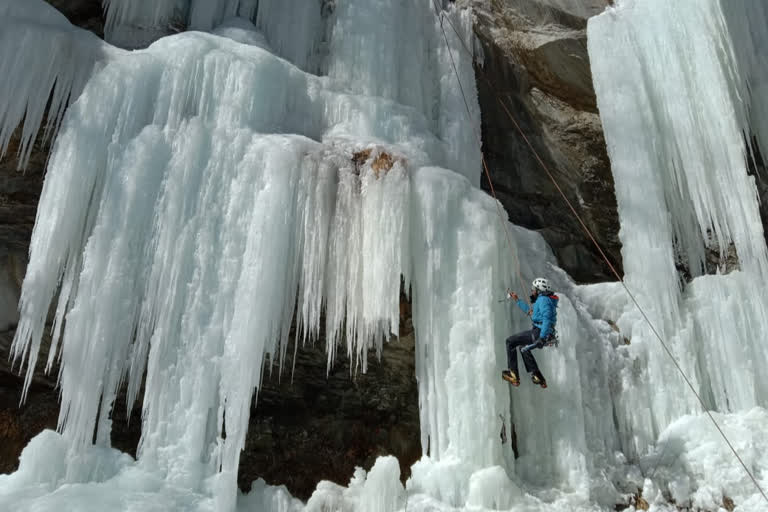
<box><xmin>1</xmin><ymin>0</ymin><xmax>768</xmax><ymax>511</ymax></box>
<box><xmin>301</xmin><ymin>459</ymin><xmax>405</xmax><ymax>512</ymax></box>
<box><xmin>639</xmin><ymin>409</ymin><xmax>768</xmax><ymax>510</ymax></box>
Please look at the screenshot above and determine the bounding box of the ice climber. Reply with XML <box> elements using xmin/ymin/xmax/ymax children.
<box><xmin>502</xmin><ymin>277</ymin><xmax>559</xmax><ymax>388</ymax></box>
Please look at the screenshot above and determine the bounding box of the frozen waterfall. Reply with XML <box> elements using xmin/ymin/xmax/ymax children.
<box><xmin>586</xmin><ymin>0</ymin><xmax>768</xmax><ymax>509</ymax></box>
<box><xmin>1</xmin><ymin>0</ymin><xmax>768</xmax><ymax>511</ymax></box>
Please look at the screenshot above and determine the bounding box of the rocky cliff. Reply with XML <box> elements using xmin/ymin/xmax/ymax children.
<box><xmin>467</xmin><ymin>0</ymin><xmax>622</xmax><ymax>283</ymax></box>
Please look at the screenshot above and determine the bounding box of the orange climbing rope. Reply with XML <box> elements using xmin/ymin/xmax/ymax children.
<box><xmin>431</xmin><ymin>1</ymin><xmax>768</xmax><ymax>504</ymax></box>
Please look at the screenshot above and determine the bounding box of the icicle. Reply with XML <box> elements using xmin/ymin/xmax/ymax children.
<box><xmin>326</xmin><ymin>1</ymin><xmax>481</xmax><ymax>185</ymax></box>
<box><xmin>588</xmin><ymin>0</ymin><xmax>768</xmax><ymax>479</ymax></box>
<box><xmin>6</xmin><ymin>1</ymin><xmax>487</xmax><ymax>503</ymax></box>
<box><xmin>0</xmin><ymin>0</ymin><xmax>106</xmax><ymax>170</ymax></box>
<box><xmin>103</xmin><ymin>0</ymin><xmax>329</xmax><ymax>71</ymax></box>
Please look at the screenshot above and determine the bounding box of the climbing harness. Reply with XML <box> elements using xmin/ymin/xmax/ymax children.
<box><xmin>431</xmin><ymin>2</ymin><xmax>768</xmax><ymax>504</ymax></box>
<box><xmin>520</xmin><ymin>329</ymin><xmax>559</xmax><ymax>353</ymax></box>
<box><xmin>542</xmin><ymin>330</ymin><xmax>560</xmax><ymax>348</ymax></box>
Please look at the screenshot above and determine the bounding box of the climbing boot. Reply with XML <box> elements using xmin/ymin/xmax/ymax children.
<box><xmin>501</xmin><ymin>370</ymin><xmax>520</xmax><ymax>387</ymax></box>
<box><xmin>531</xmin><ymin>371</ymin><xmax>547</xmax><ymax>389</ymax></box>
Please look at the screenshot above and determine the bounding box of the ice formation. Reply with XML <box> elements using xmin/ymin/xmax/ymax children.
<box><xmin>1</xmin><ymin>0</ymin><xmax>767</xmax><ymax>511</ymax></box>
<box><xmin>585</xmin><ymin>0</ymin><xmax>768</xmax><ymax>508</ymax></box>
<box><xmin>0</xmin><ymin>0</ymin><xmax>109</xmax><ymax>168</ymax></box>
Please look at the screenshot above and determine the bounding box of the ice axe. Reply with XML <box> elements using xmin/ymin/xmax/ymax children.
<box><xmin>497</xmin><ymin>288</ymin><xmax>515</xmax><ymax>302</ymax></box>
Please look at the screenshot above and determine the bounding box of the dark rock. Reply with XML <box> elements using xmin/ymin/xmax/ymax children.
<box><xmin>470</xmin><ymin>0</ymin><xmax>622</xmax><ymax>282</ymax></box>
<box><xmin>0</xmin><ymin>128</ymin><xmax>46</xmax><ymax>253</ymax></box>
<box><xmin>747</xmin><ymin>136</ymin><xmax>768</xmax><ymax>250</ymax></box>
<box><xmin>502</xmin><ymin>0</ymin><xmax>610</xmax><ymax>22</ymax></box>
<box><xmin>0</xmin><ymin>326</ymin><xmax>58</xmax><ymax>475</ymax></box>
<box><xmin>0</xmin><ymin>323</ymin><xmax>146</xmax><ymax>464</ymax></box>
<box><xmin>241</xmin><ymin>311</ymin><xmax>420</xmax><ymax>500</ymax></box>
<box><xmin>0</xmin><ymin>375</ymin><xmax>59</xmax><ymax>475</ymax></box>
<box><xmin>44</xmin><ymin>0</ymin><xmax>104</xmax><ymax>38</ymax></box>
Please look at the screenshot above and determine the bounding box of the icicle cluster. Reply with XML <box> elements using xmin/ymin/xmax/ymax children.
<box><xmin>3</xmin><ymin>0</ymin><xmax>768</xmax><ymax>510</ymax></box>
<box><xmin>585</xmin><ymin>2</ymin><xmax>768</xmax><ymax>508</ymax></box>
<box><xmin>0</xmin><ymin>1</ymin><xmax>109</xmax><ymax>168</ymax></box>
<box><xmin>2</xmin><ymin>1</ymin><xmax>512</xmax><ymax>509</ymax></box>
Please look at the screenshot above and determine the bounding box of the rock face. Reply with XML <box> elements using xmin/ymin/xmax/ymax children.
<box><xmin>44</xmin><ymin>0</ymin><xmax>104</xmax><ymax>37</ymax></box>
<box><xmin>467</xmin><ymin>0</ymin><xmax>622</xmax><ymax>283</ymax></box>
<box><xmin>523</xmin><ymin>0</ymin><xmax>610</xmax><ymax>20</ymax></box>
<box><xmin>238</xmin><ymin>304</ymin><xmax>421</xmax><ymax>499</ymax></box>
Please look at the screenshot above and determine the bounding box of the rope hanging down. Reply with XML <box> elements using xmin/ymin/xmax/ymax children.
<box><xmin>431</xmin><ymin>3</ymin><xmax>768</xmax><ymax>505</ymax></box>
<box><xmin>430</xmin><ymin>0</ymin><xmax>529</xmax><ymax>305</ymax></box>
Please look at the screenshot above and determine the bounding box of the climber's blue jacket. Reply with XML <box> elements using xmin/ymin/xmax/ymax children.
<box><xmin>516</xmin><ymin>293</ymin><xmax>559</xmax><ymax>339</ymax></box>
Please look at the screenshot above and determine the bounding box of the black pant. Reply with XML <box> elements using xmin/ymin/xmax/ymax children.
<box><xmin>506</xmin><ymin>327</ymin><xmax>543</xmax><ymax>375</ymax></box>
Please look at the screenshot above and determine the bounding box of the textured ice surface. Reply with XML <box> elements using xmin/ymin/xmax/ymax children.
<box><xmin>0</xmin><ymin>0</ymin><xmax>111</xmax><ymax>168</ymax></box>
<box><xmin>587</xmin><ymin>0</ymin><xmax>768</xmax><ymax>509</ymax></box>
<box><xmin>1</xmin><ymin>0</ymin><xmax>768</xmax><ymax>511</ymax></box>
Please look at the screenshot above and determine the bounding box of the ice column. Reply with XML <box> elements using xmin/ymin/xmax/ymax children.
<box><xmin>5</xmin><ymin>1</ymin><xmax>493</xmax><ymax>509</ymax></box>
<box><xmin>588</xmin><ymin>0</ymin><xmax>768</xmax><ymax>456</ymax></box>
<box><xmin>0</xmin><ymin>0</ymin><xmax>106</xmax><ymax>169</ymax></box>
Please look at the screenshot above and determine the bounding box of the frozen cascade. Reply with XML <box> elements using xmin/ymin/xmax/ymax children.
<box><xmin>588</xmin><ymin>0</ymin><xmax>768</xmax><ymax>446</ymax></box>
<box><xmin>1</xmin><ymin>0</ymin><xmax>513</xmax><ymax>510</ymax></box>
<box><xmin>586</xmin><ymin>0</ymin><xmax>768</xmax><ymax>508</ymax></box>
<box><xmin>101</xmin><ymin>0</ymin><xmax>482</xmax><ymax>180</ymax></box>
<box><xmin>2</xmin><ymin>0</ymin><xmax>768</xmax><ymax>511</ymax></box>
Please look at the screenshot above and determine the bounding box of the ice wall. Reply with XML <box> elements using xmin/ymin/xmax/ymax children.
<box><xmin>587</xmin><ymin>0</ymin><xmax>768</xmax><ymax>508</ymax></box>
<box><xmin>1</xmin><ymin>0</ymin><xmax>507</xmax><ymax>510</ymax></box>
<box><xmin>4</xmin><ymin>0</ymin><xmax>768</xmax><ymax>510</ymax></box>
<box><xmin>101</xmin><ymin>0</ymin><xmax>482</xmax><ymax>181</ymax></box>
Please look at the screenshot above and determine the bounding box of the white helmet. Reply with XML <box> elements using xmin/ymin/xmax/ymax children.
<box><xmin>532</xmin><ymin>277</ymin><xmax>551</xmax><ymax>293</ymax></box>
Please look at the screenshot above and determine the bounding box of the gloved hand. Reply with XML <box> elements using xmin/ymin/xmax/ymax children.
<box><xmin>507</xmin><ymin>289</ymin><xmax>518</xmax><ymax>301</ymax></box>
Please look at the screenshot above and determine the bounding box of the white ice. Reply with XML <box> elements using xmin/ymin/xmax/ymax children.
<box><xmin>586</xmin><ymin>0</ymin><xmax>768</xmax><ymax>509</ymax></box>
<box><xmin>0</xmin><ymin>0</ymin><xmax>111</xmax><ymax>169</ymax></box>
<box><xmin>1</xmin><ymin>0</ymin><xmax>768</xmax><ymax>511</ymax></box>
<box><xmin>2</xmin><ymin>0</ymin><xmax>498</xmax><ymax>510</ymax></box>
